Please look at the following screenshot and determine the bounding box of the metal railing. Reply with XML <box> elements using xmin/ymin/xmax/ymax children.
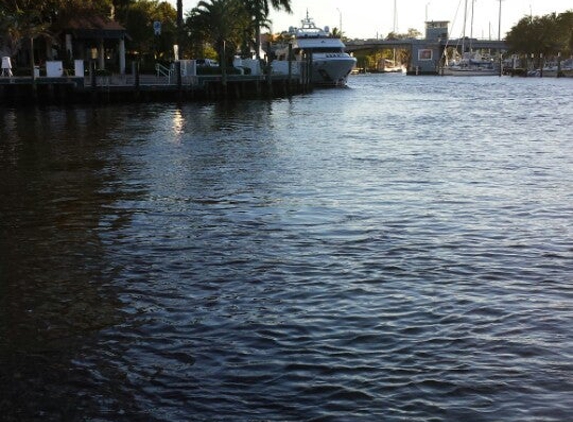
<box><xmin>155</xmin><ymin>63</ymin><xmax>173</xmax><ymax>82</ymax></box>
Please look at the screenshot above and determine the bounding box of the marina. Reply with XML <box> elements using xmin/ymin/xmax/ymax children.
<box><xmin>2</xmin><ymin>7</ymin><xmax>571</xmax><ymax>106</ymax></box>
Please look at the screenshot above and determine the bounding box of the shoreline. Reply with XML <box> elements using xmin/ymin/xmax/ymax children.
<box><xmin>0</xmin><ymin>73</ymin><xmax>312</xmax><ymax>106</ymax></box>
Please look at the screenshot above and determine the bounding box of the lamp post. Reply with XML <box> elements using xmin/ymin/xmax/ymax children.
<box><xmin>336</xmin><ymin>8</ymin><xmax>342</xmax><ymax>36</ymax></box>
<box><xmin>393</xmin><ymin>0</ymin><xmax>397</xmax><ymax>33</ymax></box>
<box><xmin>498</xmin><ymin>0</ymin><xmax>503</xmax><ymax>41</ymax></box>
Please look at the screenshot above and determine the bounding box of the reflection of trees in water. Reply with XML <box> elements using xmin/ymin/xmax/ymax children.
<box><xmin>0</xmin><ymin>102</ymin><xmax>279</xmax><ymax>420</ymax></box>
<box><xmin>0</xmin><ymin>107</ymin><xmax>144</xmax><ymax>421</ymax></box>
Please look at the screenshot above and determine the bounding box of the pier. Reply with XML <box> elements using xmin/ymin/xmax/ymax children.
<box><xmin>0</xmin><ymin>67</ymin><xmax>311</xmax><ymax>106</ymax></box>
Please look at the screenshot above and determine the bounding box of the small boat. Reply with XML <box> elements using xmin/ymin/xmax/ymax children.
<box><xmin>529</xmin><ymin>59</ymin><xmax>573</xmax><ymax>77</ymax></box>
<box><xmin>562</xmin><ymin>59</ymin><xmax>573</xmax><ymax>77</ymax></box>
<box><xmin>272</xmin><ymin>12</ymin><xmax>357</xmax><ymax>86</ymax></box>
<box><xmin>381</xmin><ymin>59</ymin><xmax>406</xmax><ymax>74</ymax></box>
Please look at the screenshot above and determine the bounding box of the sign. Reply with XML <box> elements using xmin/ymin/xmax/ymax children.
<box><xmin>418</xmin><ymin>49</ymin><xmax>433</xmax><ymax>61</ymax></box>
<box><xmin>153</xmin><ymin>21</ymin><xmax>161</xmax><ymax>35</ymax></box>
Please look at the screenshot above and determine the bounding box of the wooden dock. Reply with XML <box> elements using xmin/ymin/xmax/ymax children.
<box><xmin>0</xmin><ymin>72</ymin><xmax>311</xmax><ymax>106</ymax></box>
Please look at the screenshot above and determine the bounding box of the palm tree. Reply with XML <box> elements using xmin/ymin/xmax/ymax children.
<box><xmin>241</xmin><ymin>0</ymin><xmax>291</xmax><ymax>59</ymax></box>
<box><xmin>241</xmin><ymin>0</ymin><xmax>273</xmax><ymax>59</ymax></box>
<box><xmin>190</xmin><ymin>0</ymin><xmax>250</xmax><ymax>65</ymax></box>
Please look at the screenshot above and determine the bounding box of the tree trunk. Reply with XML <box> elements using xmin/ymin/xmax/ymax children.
<box><xmin>30</xmin><ymin>36</ymin><xmax>35</xmax><ymax>80</ymax></box>
<box><xmin>177</xmin><ymin>0</ymin><xmax>183</xmax><ymax>46</ymax></box>
<box><xmin>255</xmin><ymin>25</ymin><xmax>261</xmax><ymax>60</ymax></box>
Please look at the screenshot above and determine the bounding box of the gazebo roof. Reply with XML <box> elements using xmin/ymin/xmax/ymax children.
<box><xmin>64</xmin><ymin>16</ymin><xmax>128</xmax><ymax>40</ymax></box>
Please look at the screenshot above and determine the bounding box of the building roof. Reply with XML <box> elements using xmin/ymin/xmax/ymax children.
<box><xmin>64</xmin><ymin>16</ymin><xmax>128</xmax><ymax>40</ymax></box>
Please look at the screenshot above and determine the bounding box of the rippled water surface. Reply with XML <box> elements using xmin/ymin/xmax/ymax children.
<box><xmin>1</xmin><ymin>75</ymin><xmax>573</xmax><ymax>421</ymax></box>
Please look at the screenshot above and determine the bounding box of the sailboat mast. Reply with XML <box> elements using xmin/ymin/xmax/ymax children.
<box><xmin>462</xmin><ymin>0</ymin><xmax>468</xmax><ymax>52</ymax></box>
<box><xmin>498</xmin><ymin>0</ymin><xmax>502</xmax><ymax>41</ymax></box>
<box><xmin>393</xmin><ymin>0</ymin><xmax>397</xmax><ymax>63</ymax></box>
<box><xmin>469</xmin><ymin>0</ymin><xmax>475</xmax><ymax>51</ymax></box>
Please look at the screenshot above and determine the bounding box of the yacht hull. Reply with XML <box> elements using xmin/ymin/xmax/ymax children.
<box><xmin>311</xmin><ymin>57</ymin><xmax>357</xmax><ymax>86</ymax></box>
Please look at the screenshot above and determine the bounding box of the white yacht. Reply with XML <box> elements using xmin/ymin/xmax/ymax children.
<box><xmin>272</xmin><ymin>13</ymin><xmax>357</xmax><ymax>86</ymax></box>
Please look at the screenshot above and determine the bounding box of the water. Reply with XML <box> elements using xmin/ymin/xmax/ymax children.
<box><xmin>1</xmin><ymin>75</ymin><xmax>573</xmax><ymax>421</ymax></box>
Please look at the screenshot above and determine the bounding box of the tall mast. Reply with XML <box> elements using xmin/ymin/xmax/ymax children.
<box><xmin>393</xmin><ymin>0</ymin><xmax>397</xmax><ymax>62</ymax></box>
<box><xmin>498</xmin><ymin>0</ymin><xmax>502</xmax><ymax>41</ymax></box>
<box><xmin>469</xmin><ymin>0</ymin><xmax>475</xmax><ymax>51</ymax></box>
<box><xmin>462</xmin><ymin>0</ymin><xmax>468</xmax><ymax>52</ymax></box>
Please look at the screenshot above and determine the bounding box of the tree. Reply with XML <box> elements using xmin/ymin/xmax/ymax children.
<box><xmin>331</xmin><ymin>27</ymin><xmax>342</xmax><ymax>39</ymax></box>
<box><xmin>111</xmin><ymin>0</ymin><xmax>137</xmax><ymax>23</ymax></box>
<box><xmin>155</xmin><ymin>1</ymin><xmax>178</xmax><ymax>59</ymax></box>
<box><xmin>387</xmin><ymin>28</ymin><xmax>422</xmax><ymax>40</ymax></box>
<box><xmin>187</xmin><ymin>0</ymin><xmax>251</xmax><ymax>65</ymax></box>
<box><xmin>241</xmin><ymin>0</ymin><xmax>270</xmax><ymax>59</ymax></box>
<box><xmin>122</xmin><ymin>0</ymin><xmax>177</xmax><ymax>62</ymax></box>
<box><xmin>241</xmin><ymin>0</ymin><xmax>291</xmax><ymax>59</ymax></box>
<box><xmin>379</xmin><ymin>28</ymin><xmax>420</xmax><ymax>68</ymax></box>
<box><xmin>0</xmin><ymin>1</ymin><xmax>52</xmax><ymax>77</ymax></box>
<box><xmin>506</xmin><ymin>11</ymin><xmax>573</xmax><ymax>59</ymax></box>
<box><xmin>557</xmin><ymin>11</ymin><xmax>573</xmax><ymax>56</ymax></box>
<box><xmin>0</xmin><ymin>0</ymin><xmax>119</xmax><ymax>71</ymax></box>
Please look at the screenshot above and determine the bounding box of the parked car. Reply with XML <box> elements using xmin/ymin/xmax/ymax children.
<box><xmin>195</xmin><ymin>59</ymin><xmax>218</xmax><ymax>67</ymax></box>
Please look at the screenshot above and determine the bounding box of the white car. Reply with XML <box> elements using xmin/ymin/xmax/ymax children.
<box><xmin>195</xmin><ymin>59</ymin><xmax>218</xmax><ymax>67</ymax></box>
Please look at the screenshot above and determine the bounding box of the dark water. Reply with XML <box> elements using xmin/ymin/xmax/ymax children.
<box><xmin>1</xmin><ymin>75</ymin><xmax>573</xmax><ymax>421</ymax></box>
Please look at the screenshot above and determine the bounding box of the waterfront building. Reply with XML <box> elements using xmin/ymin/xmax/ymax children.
<box><xmin>409</xmin><ymin>21</ymin><xmax>450</xmax><ymax>75</ymax></box>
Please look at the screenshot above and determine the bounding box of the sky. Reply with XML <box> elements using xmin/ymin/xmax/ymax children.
<box><xmin>168</xmin><ymin>0</ymin><xmax>573</xmax><ymax>40</ymax></box>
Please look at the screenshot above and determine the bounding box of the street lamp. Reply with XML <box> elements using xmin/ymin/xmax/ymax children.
<box><xmin>393</xmin><ymin>0</ymin><xmax>397</xmax><ymax>33</ymax></box>
<box><xmin>498</xmin><ymin>0</ymin><xmax>503</xmax><ymax>41</ymax></box>
<box><xmin>336</xmin><ymin>8</ymin><xmax>342</xmax><ymax>36</ymax></box>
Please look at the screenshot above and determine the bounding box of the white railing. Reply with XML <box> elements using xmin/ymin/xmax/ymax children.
<box><xmin>155</xmin><ymin>63</ymin><xmax>173</xmax><ymax>82</ymax></box>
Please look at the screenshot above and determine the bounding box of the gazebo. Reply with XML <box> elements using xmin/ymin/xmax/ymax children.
<box><xmin>61</xmin><ymin>16</ymin><xmax>129</xmax><ymax>74</ymax></box>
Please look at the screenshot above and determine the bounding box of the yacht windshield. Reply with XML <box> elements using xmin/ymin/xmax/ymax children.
<box><xmin>306</xmin><ymin>47</ymin><xmax>344</xmax><ymax>53</ymax></box>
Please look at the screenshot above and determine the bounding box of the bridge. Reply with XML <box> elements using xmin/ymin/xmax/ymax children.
<box><xmin>345</xmin><ymin>38</ymin><xmax>508</xmax><ymax>53</ymax></box>
<box><xmin>344</xmin><ymin>21</ymin><xmax>510</xmax><ymax>75</ymax></box>
<box><xmin>346</xmin><ymin>33</ymin><xmax>508</xmax><ymax>75</ymax></box>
